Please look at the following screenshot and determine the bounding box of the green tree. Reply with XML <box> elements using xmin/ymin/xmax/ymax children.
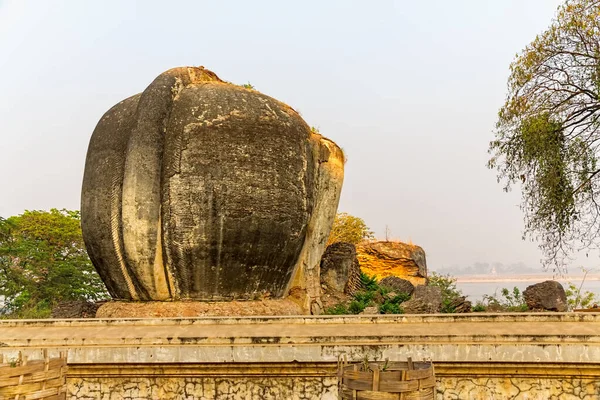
<box><xmin>327</xmin><ymin>212</ymin><xmax>374</xmax><ymax>245</ymax></box>
<box><xmin>0</xmin><ymin>209</ymin><xmax>108</xmax><ymax>318</ymax></box>
<box><xmin>488</xmin><ymin>0</ymin><xmax>600</xmax><ymax>268</ymax></box>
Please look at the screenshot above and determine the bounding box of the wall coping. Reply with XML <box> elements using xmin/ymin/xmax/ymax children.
<box><xmin>2</xmin><ymin>313</ymin><xmax>600</xmax><ymax>365</ymax></box>
<box><xmin>1</xmin><ymin>312</ymin><xmax>599</xmax><ymax>327</ymax></box>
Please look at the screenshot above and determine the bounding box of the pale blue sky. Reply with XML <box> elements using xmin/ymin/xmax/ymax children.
<box><xmin>0</xmin><ymin>0</ymin><xmax>568</xmax><ymax>271</ymax></box>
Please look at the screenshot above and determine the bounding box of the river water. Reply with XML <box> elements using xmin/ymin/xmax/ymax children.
<box><xmin>455</xmin><ymin>277</ymin><xmax>600</xmax><ymax>303</ymax></box>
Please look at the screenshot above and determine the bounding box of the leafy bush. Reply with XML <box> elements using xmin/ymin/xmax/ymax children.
<box><xmin>360</xmin><ymin>272</ymin><xmax>379</xmax><ymax>292</ymax></box>
<box><xmin>481</xmin><ymin>287</ymin><xmax>528</xmax><ymax>312</ymax></box>
<box><xmin>348</xmin><ymin>300</ymin><xmax>367</xmax><ymax>314</ymax></box>
<box><xmin>378</xmin><ymin>291</ymin><xmax>409</xmax><ymax>314</ymax></box>
<box><xmin>379</xmin><ymin>302</ymin><xmax>403</xmax><ymax>314</ymax></box>
<box><xmin>565</xmin><ymin>281</ymin><xmax>598</xmax><ymax>310</ymax></box>
<box><xmin>323</xmin><ymin>303</ymin><xmax>349</xmax><ymax>315</ymax></box>
<box><xmin>428</xmin><ymin>272</ymin><xmax>464</xmax><ymax>313</ymax></box>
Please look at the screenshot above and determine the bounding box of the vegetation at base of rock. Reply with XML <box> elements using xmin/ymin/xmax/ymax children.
<box><xmin>563</xmin><ymin>268</ymin><xmax>599</xmax><ymax>310</ymax></box>
<box><xmin>323</xmin><ymin>303</ymin><xmax>350</xmax><ymax>315</ymax></box>
<box><xmin>428</xmin><ymin>272</ymin><xmax>465</xmax><ymax>313</ymax></box>
<box><xmin>0</xmin><ymin>209</ymin><xmax>108</xmax><ymax>318</ymax></box>
<box><xmin>488</xmin><ymin>0</ymin><xmax>600</xmax><ymax>269</ymax></box>
<box><xmin>565</xmin><ymin>281</ymin><xmax>598</xmax><ymax>310</ymax></box>
<box><xmin>327</xmin><ymin>213</ymin><xmax>374</xmax><ymax>246</ymax></box>
<box><xmin>324</xmin><ymin>272</ymin><xmax>410</xmax><ymax>315</ymax></box>
<box><xmin>360</xmin><ymin>272</ymin><xmax>379</xmax><ymax>292</ymax></box>
<box><xmin>474</xmin><ymin>287</ymin><xmax>529</xmax><ymax>312</ymax></box>
<box><xmin>324</xmin><ymin>272</ymin><xmax>411</xmax><ymax>315</ymax></box>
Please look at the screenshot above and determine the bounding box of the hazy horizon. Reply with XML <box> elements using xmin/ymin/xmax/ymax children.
<box><xmin>3</xmin><ymin>0</ymin><xmax>587</xmax><ymax>273</ymax></box>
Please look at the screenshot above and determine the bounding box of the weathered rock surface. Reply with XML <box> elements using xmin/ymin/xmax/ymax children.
<box><xmin>320</xmin><ymin>242</ymin><xmax>361</xmax><ymax>295</ymax></box>
<box><xmin>448</xmin><ymin>296</ymin><xmax>472</xmax><ymax>313</ymax></box>
<box><xmin>523</xmin><ymin>280</ymin><xmax>567</xmax><ymax>312</ymax></box>
<box><xmin>51</xmin><ymin>301</ymin><xmax>102</xmax><ymax>318</ymax></box>
<box><xmin>360</xmin><ymin>306</ymin><xmax>379</xmax><ymax>315</ymax></box>
<box><xmin>402</xmin><ymin>286</ymin><xmax>442</xmax><ymax>314</ymax></box>
<box><xmin>81</xmin><ymin>67</ymin><xmax>344</xmax><ymax>312</ymax></box>
<box><xmin>356</xmin><ymin>241</ymin><xmax>427</xmax><ymax>286</ymax></box>
<box><xmin>378</xmin><ymin>276</ymin><xmax>415</xmax><ymax>296</ymax></box>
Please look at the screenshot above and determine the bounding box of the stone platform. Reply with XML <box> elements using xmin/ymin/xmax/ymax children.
<box><xmin>0</xmin><ymin>313</ymin><xmax>599</xmax><ymax>399</ymax></box>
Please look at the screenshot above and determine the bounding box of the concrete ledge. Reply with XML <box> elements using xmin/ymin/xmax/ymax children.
<box><xmin>0</xmin><ymin>313</ymin><xmax>599</xmax><ymax>364</ymax></box>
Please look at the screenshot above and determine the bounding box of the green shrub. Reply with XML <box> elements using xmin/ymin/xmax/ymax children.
<box><xmin>379</xmin><ymin>302</ymin><xmax>403</xmax><ymax>314</ymax></box>
<box><xmin>324</xmin><ymin>303</ymin><xmax>349</xmax><ymax>315</ymax></box>
<box><xmin>360</xmin><ymin>272</ymin><xmax>379</xmax><ymax>292</ymax></box>
<box><xmin>471</xmin><ymin>302</ymin><xmax>486</xmax><ymax>312</ymax></box>
<box><xmin>353</xmin><ymin>290</ymin><xmax>375</xmax><ymax>305</ymax></box>
<box><xmin>565</xmin><ymin>283</ymin><xmax>598</xmax><ymax>310</ymax></box>
<box><xmin>564</xmin><ymin>269</ymin><xmax>599</xmax><ymax>310</ymax></box>
<box><xmin>349</xmin><ymin>300</ymin><xmax>366</xmax><ymax>314</ymax></box>
<box><xmin>482</xmin><ymin>287</ymin><xmax>528</xmax><ymax>312</ymax></box>
<box><xmin>378</xmin><ymin>291</ymin><xmax>409</xmax><ymax>314</ymax></box>
<box><xmin>428</xmin><ymin>272</ymin><xmax>464</xmax><ymax>313</ymax></box>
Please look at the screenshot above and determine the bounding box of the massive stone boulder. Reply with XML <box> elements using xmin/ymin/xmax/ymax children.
<box><xmin>320</xmin><ymin>242</ymin><xmax>361</xmax><ymax>295</ymax></box>
<box><xmin>81</xmin><ymin>66</ymin><xmax>344</xmax><ymax>313</ymax></box>
<box><xmin>523</xmin><ymin>280</ymin><xmax>567</xmax><ymax>312</ymax></box>
<box><xmin>356</xmin><ymin>241</ymin><xmax>427</xmax><ymax>286</ymax></box>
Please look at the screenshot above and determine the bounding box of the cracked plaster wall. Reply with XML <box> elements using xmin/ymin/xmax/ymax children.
<box><xmin>68</xmin><ymin>376</ymin><xmax>338</xmax><ymax>400</ymax></box>
<box><xmin>67</xmin><ymin>376</ymin><xmax>600</xmax><ymax>400</ymax></box>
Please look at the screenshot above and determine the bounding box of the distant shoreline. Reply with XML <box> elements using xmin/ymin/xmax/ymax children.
<box><xmin>454</xmin><ymin>274</ymin><xmax>600</xmax><ymax>283</ymax></box>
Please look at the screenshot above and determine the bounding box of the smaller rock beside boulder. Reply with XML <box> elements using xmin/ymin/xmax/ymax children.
<box><xmin>402</xmin><ymin>286</ymin><xmax>442</xmax><ymax>314</ymax></box>
<box><xmin>379</xmin><ymin>276</ymin><xmax>415</xmax><ymax>296</ymax></box>
<box><xmin>523</xmin><ymin>280</ymin><xmax>567</xmax><ymax>312</ymax></box>
<box><xmin>51</xmin><ymin>301</ymin><xmax>102</xmax><ymax>318</ymax></box>
<box><xmin>320</xmin><ymin>242</ymin><xmax>362</xmax><ymax>295</ymax></box>
<box><xmin>447</xmin><ymin>296</ymin><xmax>472</xmax><ymax>313</ymax></box>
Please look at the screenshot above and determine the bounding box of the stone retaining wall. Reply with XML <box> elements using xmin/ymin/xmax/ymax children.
<box><xmin>0</xmin><ymin>314</ymin><xmax>598</xmax><ymax>399</ymax></box>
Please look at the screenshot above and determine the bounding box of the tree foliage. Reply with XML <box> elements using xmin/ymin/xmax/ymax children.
<box><xmin>0</xmin><ymin>209</ymin><xmax>108</xmax><ymax>318</ymax></box>
<box><xmin>489</xmin><ymin>0</ymin><xmax>600</xmax><ymax>268</ymax></box>
<box><xmin>327</xmin><ymin>212</ymin><xmax>374</xmax><ymax>245</ymax></box>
